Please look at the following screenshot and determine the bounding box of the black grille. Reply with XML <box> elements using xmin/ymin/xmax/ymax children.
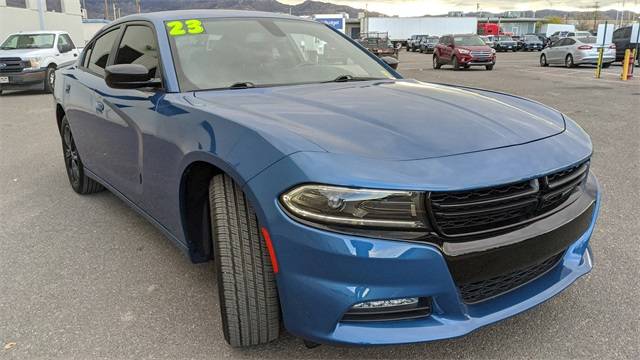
<box><xmin>0</xmin><ymin>57</ymin><xmax>27</xmax><ymax>73</ymax></box>
<box><xmin>458</xmin><ymin>251</ymin><xmax>564</xmax><ymax>304</ymax></box>
<box><xmin>429</xmin><ymin>161</ymin><xmax>589</xmax><ymax>237</ymax></box>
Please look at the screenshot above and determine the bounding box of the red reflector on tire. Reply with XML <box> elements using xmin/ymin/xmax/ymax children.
<box><xmin>261</xmin><ymin>227</ymin><xmax>279</xmax><ymax>274</ymax></box>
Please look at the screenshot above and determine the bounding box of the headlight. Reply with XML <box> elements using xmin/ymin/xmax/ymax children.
<box><xmin>25</xmin><ymin>57</ymin><xmax>42</xmax><ymax>69</ymax></box>
<box><xmin>457</xmin><ymin>48</ymin><xmax>471</xmax><ymax>55</ymax></box>
<box><xmin>280</xmin><ymin>184</ymin><xmax>428</xmax><ymax>231</ymax></box>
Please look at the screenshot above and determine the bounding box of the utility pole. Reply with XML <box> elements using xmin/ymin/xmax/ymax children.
<box><xmin>593</xmin><ymin>1</ymin><xmax>599</xmax><ymax>31</ymax></box>
<box><xmin>136</xmin><ymin>0</ymin><xmax>141</xmax><ymax>14</ymax></box>
<box><xmin>104</xmin><ymin>0</ymin><xmax>108</xmax><ymax>19</ymax></box>
<box><xmin>36</xmin><ymin>0</ymin><xmax>45</xmax><ymax>30</ymax></box>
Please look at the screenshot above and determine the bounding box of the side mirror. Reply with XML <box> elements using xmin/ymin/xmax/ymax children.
<box><xmin>381</xmin><ymin>56</ymin><xmax>399</xmax><ymax>70</ymax></box>
<box><xmin>105</xmin><ymin>64</ymin><xmax>161</xmax><ymax>89</ymax></box>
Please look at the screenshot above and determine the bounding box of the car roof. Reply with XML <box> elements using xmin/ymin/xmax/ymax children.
<box><xmin>110</xmin><ymin>9</ymin><xmax>311</xmax><ymax>25</ymax></box>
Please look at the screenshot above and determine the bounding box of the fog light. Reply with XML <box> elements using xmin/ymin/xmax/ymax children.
<box><xmin>342</xmin><ymin>297</ymin><xmax>432</xmax><ymax>322</ymax></box>
<box><xmin>352</xmin><ymin>297</ymin><xmax>418</xmax><ymax>309</ymax></box>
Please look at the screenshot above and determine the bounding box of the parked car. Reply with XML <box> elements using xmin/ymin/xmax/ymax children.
<box><xmin>434</xmin><ymin>34</ymin><xmax>496</xmax><ymax>70</ymax></box>
<box><xmin>549</xmin><ymin>31</ymin><xmax>570</xmax><ymax>43</ymax></box>
<box><xmin>494</xmin><ymin>35</ymin><xmax>518</xmax><ymax>52</ymax></box>
<box><xmin>407</xmin><ymin>34</ymin><xmax>428</xmax><ymax>52</ymax></box>
<box><xmin>540</xmin><ymin>36</ymin><xmax>615</xmax><ymax>68</ymax></box>
<box><xmin>358</xmin><ymin>33</ymin><xmax>399</xmax><ymax>60</ymax></box>
<box><xmin>419</xmin><ymin>36</ymin><xmax>439</xmax><ymax>53</ymax></box>
<box><xmin>612</xmin><ymin>25</ymin><xmax>640</xmax><ymax>65</ymax></box>
<box><xmin>479</xmin><ymin>35</ymin><xmax>495</xmax><ymax>48</ymax></box>
<box><xmin>0</xmin><ymin>31</ymin><xmax>79</xmax><ymax>95</ymax></box>
<box><xmin>511</xmin><ymin>35</ymin><xmax>524</xmax><ymax>50</ymax></box>
<box><xmin>567</xmin><ymin>31</ymin><xmax>592</xmax><ymax>37</ymax></box>
<box><xmin>521</xmin><ymin>34</ymin><xmax>544</xmax><ymax>51</ymax></box>
<box><xmin>54</xmin><ymin>10</ymin><xmax>599</xmax><ymax>348</ymax></box>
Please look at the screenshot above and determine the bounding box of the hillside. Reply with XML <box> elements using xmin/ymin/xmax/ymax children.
<box><xmin>84</xmin><ymin>0</ymin><xmax>383</xmax><ymax>19</ymax></box>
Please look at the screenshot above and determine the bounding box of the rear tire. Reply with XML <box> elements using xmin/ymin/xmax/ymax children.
<box><xmin>602</xmin><ymin>63</ymin><xmax>611</xmax><ymax>68</ymax></box>
<box><xmin>565</xmin><ymin>54</ymin><xmax>575</xmax><ymax>68</ymax></box>
<box><xmin>209</xmin><ymin>174</ymin><xmax>280</xmax><ymax>347</ymax></box>
<box><xmin>452</xmin><ymin>57</ymin><xmax>460</xmax><ymax>70</ymax></box>
<box><xmin>60</xmin><ymin>117</ymin><xmax>104</xmax><ymax>194</ymax></box>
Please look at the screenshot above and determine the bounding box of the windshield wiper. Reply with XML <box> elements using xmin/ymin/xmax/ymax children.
<box><xmin>228</xmin><ymin>82</ymin><xmax>256</xmax><ymax>89</ymax></box>
<box><xmin>327</xmin><ymin>75</ymin><xmax>385</xmax><ymax>83</ymax></box>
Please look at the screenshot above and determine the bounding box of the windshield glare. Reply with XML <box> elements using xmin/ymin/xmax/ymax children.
<box><xmin>524</xmin><ymin>35</ymin><xmax>539</xmax><ymax>41</ymax></box>
<box><xmin>167</xmin><ymin>18</ymin><xmax>392</xmax><ymax>91</ymax></box>
<box><xmin>453</xmin><ymin>36</ymin><xmax>486</xmax><ymax>46</ymax></box>
<box><xmin>498</xmin><ymin>36</ymin><xmax>513</xmax><ymax>41</ymax></box>
<box><xmin>1</xmin><ymin>34</ymin><xmax>55</xmax><ymax>49</ymax></box>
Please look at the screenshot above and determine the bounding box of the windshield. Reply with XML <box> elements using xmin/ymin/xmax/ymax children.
<box><xmin>453</xmin><ymin>36</ymin><xmax>486</xmax><ymax>46</ymax></box>
<box><xmin>426</xmin><ymin>37</ymin><xmax>438</xmax><ymax>43</ymax></box>
<box><xmin>498</xmin><ymin>36</ymin><xmax>513</xmax><ymax>41</ymax></box>
<box><xmin>525</xmin><ymin>35</ymin><xmax>539</xmax><ymax>41</ymax></box>
<box><xmin>166</xmin><ymin>18</ymin><xmax>392</xmax><ymax>91</ymax></box>
<box><xmin>0</xmin><ymin>34</ymin><xmax>55</xmax><ymax>49</ymax></box>
<box><xmin>575</xmin><ymin>32</ymin><xmax>591</xmax><ymax>36</ymax></box>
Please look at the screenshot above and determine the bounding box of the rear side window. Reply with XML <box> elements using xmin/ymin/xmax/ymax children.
<box><xmin>565</xmin><ymin>39</ymin><xmax>576</xmax><ymax>45</ymax></box>
<box><xmin>114</xmin><ymin>25</ymin><xmax>160</xmax><ymax>78</ymax></box>
<box><xmin>88</xmin><ymin>29</ymin><xmax>119</xmax><ymax>77</ymax></box>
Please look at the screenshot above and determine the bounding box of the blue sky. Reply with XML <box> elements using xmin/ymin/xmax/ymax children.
<box><xmin>280</xmin><ymin>1</ymin><xmax>640</xmax><ymax>17</ymax></box>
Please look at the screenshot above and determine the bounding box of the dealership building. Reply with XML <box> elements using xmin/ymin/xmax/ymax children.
<box><xmin>0</xmin><ymin>0</ymin><xmax>84</xmax><ymax>44</ymax></box>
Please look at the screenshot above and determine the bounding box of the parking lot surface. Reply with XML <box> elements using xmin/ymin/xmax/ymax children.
<box><xmin>1</xmin><ymin>50</ymin><xmax>638</xmax><ymax>359</ymax></box>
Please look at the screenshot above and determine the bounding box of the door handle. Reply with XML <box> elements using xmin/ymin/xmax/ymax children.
<box><xmin>95</xmin><ymin>102</ymin><xmax>104</xmax><ymax>113</ymax></box>
<box><xmin>65</xmin><ymin>84</ymin><xmax>71</xmax><ymax>93</ymax></box>
<box><xmin>73</xmin><ymin>53</ymin><xmax>78</xmax><ymax>57</ymax></box>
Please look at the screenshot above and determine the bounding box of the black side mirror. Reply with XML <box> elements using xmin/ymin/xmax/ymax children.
<box><xmin>381</xmin><ymin>56</ymin><xmax>399</xmax><ymax>70</ymax></box>
<box><xmin>105</xmin><ymin>64</ymin><xmax>161</xmax><ymax>89</ymax></box>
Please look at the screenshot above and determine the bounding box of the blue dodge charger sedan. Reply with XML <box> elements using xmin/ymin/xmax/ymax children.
<box><xmin>53</xmin><ymin>10</ymin><xmax>600</xmax><ymax>347</ymax></box>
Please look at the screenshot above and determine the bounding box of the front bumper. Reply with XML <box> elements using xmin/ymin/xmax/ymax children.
<box><xmin>0</xmin><ymin>69</ymin><xmax>46</xmax><ymax>91</ymax></box>
<box><xmin>248</xmin><ymin>153</ymin><xmax>599</xmax><ymax>345</ymax></box>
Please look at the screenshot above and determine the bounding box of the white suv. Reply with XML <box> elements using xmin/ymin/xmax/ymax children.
<box><xmin>0</xmin><ymin>31</ymin><xmax>79</xmax><ymax>94</ymax></box>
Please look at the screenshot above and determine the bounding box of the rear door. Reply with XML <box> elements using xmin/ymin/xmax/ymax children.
<box><xmin>64</xmin><ymin>26</ymin><xmax>121</xmax><ymax>175</ymax></box>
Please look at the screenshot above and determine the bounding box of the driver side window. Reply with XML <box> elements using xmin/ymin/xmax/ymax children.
<box><xmin>57</xmin><ymin>34</ymin><xmax>75</xmax><ymax>53</ymax></box>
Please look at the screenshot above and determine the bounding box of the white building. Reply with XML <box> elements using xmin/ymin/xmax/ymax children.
<box><xmin>0</xmin><ymin>0</ymin><xmax>83</xmax><ymax>45</ymax></box>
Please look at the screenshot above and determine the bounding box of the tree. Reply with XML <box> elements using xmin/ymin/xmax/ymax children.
<box><xmin>545</xmin><ymin>16</ymin><xmax>565</xmax><ymax>24</ymax></box>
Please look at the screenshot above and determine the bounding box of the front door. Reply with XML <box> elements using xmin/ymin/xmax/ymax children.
<box><xmin>89</xmin><ymin>23</ymin><xmax>163</xmax><ymax>204</ymax></box>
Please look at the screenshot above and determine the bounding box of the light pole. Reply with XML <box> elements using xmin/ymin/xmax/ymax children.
<box><xmin>37</xmin><ymin>0</ymin><xmax>46</xmax><ymax>31</ymax></box>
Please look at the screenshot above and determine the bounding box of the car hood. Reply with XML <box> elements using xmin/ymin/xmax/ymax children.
<box><xmin>0</xmin><ymin>48</ymin><xmax>52</xmax><ymax>59</ymax></box>
<box><xmin>194</xmin><ymin>80</ymin><xmax>565</xmax><ymax>161</ymax></box>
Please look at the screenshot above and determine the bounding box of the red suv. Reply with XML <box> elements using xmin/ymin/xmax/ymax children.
<box><xmin>433</xmin><ymin>34</ymin><xmax>496</xmax><ymax>70</ymax></box>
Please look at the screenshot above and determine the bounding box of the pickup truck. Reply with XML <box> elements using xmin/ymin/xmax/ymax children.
<box><xmin>0</xmin><ymin>31</ymin><xmax>79</xmax><ymax>95</ymax></box>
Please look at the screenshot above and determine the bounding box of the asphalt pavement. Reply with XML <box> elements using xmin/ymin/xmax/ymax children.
<box><xmin>0</xmin><ymin>50</ymin><xmax>638</xmax><ymax>359</ymax></box>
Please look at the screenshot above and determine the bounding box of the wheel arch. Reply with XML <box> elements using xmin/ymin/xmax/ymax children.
<box><xmin>55</xmin><ymin>103</ymin><xmax>65</xmax><ymax>134</ymax></box>
<box><xmin>178</xmin><ymin>153</ymin><xmax>261</xmax><ymax>263</ymax></box>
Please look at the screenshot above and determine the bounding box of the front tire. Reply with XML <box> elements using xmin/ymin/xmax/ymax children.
<box><xmin>485</xmin><ymin>64</ymin><xmax>494</xmax><ymax>70</ymax></box>
<box><xmin>60</xmin><ymin>117</ymin><xmax>104</xmax><ymax>194</ymax></box>
<box><xmin>433</xmin><ymin>55</ymin><xmax>442</xmax><ymax>69</ymax></box>
<box><xmin>452</xmin><ymin>57</ymin><xmax>460</xmax><ymax>70</ymax></box>
<box><xmin>209</xmin><ymin>174</ymin><xmax>280</xmax><ymax>347</ymax></box>
<box><xmin>45</xmin><ymin>65</ymin><xmax>56</xmax><ymax>93</ymax></box>
<box><xmin>540</xmin><ymin>54</ymin><xmax>548</xmax><ymax>67</ymax></box>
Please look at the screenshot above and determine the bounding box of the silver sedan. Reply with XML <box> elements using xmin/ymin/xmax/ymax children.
<box><xmin>540</xmin><ymin>36</ymin><xmax>616</xmax><ymax>68</ymax></box>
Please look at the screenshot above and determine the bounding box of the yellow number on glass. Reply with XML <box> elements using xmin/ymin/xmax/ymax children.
<box><xmin>166</xmin><ymin>21</ymin><xmax>186</xmax><ymax>36</ymax></box>
<box><xmin>185</xmin><ymin>19</ymin><xmax>204</xmax><ymax>34</ymax></box>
